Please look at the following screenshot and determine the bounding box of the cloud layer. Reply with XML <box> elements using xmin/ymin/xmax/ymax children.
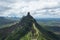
<box><xmin>0</xmin><ymin>0</ymin><xmax>60</xmax><ymax>18</ymax></box>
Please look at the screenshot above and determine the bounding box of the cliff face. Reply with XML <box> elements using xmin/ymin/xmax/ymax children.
<box><xmin>0</xmin><ymin>12</ymin><xmax>60</xmax><ymax>40</ymax></box>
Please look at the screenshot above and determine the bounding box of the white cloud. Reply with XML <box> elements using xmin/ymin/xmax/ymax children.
<box><xmin>0</xmin><ymin>0</ymin><xmax>60</xmax><ymax>18</ymax></box>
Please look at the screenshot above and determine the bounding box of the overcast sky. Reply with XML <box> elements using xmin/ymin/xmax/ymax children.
<box><xmin>0</xmin><ymin>0</ymin><xmax>60</xmax><ymax>18</ymax></box>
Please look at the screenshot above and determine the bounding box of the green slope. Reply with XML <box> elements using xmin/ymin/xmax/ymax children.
<box><xmin>18</xmin><ymin>23</ymin><xmax>46</xmax><ymax>40</ymax></box>
<box><xmin>19</xmin><ymin>23</ymin><xmax>60</xmax><ymax>40</ymax></box>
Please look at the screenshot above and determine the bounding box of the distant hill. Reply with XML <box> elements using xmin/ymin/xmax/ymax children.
<box><xmin>5</xmin><ymin>17</ymin><xmax>20</xmax><ymax>21</ymax></box>
<box><xmin>36</xmin><ymin>18</ymin><xmax>60</xmax><ymax>22</ymax></box>
<box><xmin>0</xmin><ymin>12</ymin><xmax>60</xmax><ymax>40</ymax></box>
<box><xmin>0</xmin><ymin>17</ymin><xmax>19</xmax><ymax>26</ymax></box>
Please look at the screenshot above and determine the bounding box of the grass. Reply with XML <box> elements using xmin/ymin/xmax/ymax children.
<box><xmin>20</xmin><ymin>23</ymin><xmax>47</xmax><ymax>40</ymax></box>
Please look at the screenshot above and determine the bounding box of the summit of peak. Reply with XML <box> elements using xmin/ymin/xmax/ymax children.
<box><xmin>20</xmin><ymin>12</ymin><xmax>36</xmax><ymax>23</ymax></box>
<box><xmin>27</xmin><ymin>12</ymin><xmax>31</xmax><ymax>16</ymax></box>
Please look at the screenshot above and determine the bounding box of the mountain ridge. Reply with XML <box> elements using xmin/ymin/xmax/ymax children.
<box><xmin>0</xmin><ymin>12</ymin><xmax>60</xmax><ymax>40</ymax></box>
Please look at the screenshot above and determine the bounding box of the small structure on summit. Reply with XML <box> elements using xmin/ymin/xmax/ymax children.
<box><xmin>27</xmin><ymin>12</ymin><xmax>31</xmax><ymax>16</ymax></box>
<box><xmin>26</xmin><ymin>12</ymin><xmax>34</xmax><ymax>19</ymax></box>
